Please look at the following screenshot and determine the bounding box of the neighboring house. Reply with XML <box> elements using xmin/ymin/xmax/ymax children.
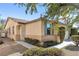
<box><xmin>4</xmin><ymin>17</ymin><xmax>66</xmax><ymax>42</ymax></box>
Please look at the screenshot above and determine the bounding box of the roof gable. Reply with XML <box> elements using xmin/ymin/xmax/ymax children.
<box><xmin>4</xmin><ymin>17</ymin><xmax>47</xmax><ymax>29</ymax></box>
<box><xmin>7</xmin><ymin>17</ymin><xmax>27</xmax><ymax>23</ymax></box>
<box><xmin>4</xmin><ymin>17</ymin><xmax>28</xmax><ymax>29</ymax></box>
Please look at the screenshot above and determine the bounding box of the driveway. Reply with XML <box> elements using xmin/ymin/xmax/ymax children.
<box><xmin>0</xmin><ymin>38</ymin><xmax>27</xmax><ymax>56</ymax></box>
<box><xmin>62</xmin><ymin>45</ymin><xmax>79</xmax><ymax>56</ymax></box>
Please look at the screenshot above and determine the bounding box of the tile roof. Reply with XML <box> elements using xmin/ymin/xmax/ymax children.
<box><xmin>7</xmin><ymin>17</ymin><xmax>28</xmax><ymax>23</ymax></box>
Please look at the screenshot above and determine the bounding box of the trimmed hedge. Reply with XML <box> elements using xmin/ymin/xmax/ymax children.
<box><xmin>23</xmin><ymin>47</ymin><xmax>62</xmax><ymax>56</ymax></box>
<box><xmin>35</xmin><ymin>41</ymin><xmax>59</xmax><ymax>48</ymax></box>
<box><xmin>71</xmin><ymin>28</ymin><xmax>78</xmax><ymax>36</ymax></box>
<box><xmin>71</xmin><ymin>35</ymin><xmax>79</xmax><ymax>46</ymax></box>
<box><xmin>43</xmin><ymin>41</ymin><xmax>59</xmax><ymax>47</ymax></box>
<box><xmin>25</xmin><ymin>38</ymin><xmax>40</xmax><ymax>45</ymax></box>
<box><xmin>25</xmin><ymin>38</ymin><xmax>59</xmax><ymax>48</ymax></box>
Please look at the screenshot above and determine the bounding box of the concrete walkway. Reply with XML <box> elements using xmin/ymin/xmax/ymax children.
<box><xmin>16</xmin><ymin>39</ymin><xmax>75</xmax><ymax>49</ymax></box>
<box><xmin>16</xmin><ymin>41</ymin><xmax>37</xmax><ymax>49</ymax></box>
<box><xmin>49</xmin><ymin>39</ymin><xmax>75</xmax><ymax>49</ymax></box>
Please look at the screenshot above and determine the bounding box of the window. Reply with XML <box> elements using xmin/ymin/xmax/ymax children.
<box><xmin>47</xmin><ymin>27</ymin><xmax>51</xmax><ymax>35</ymax></box>
<box><xmin>47</xmin><ymin>23</ymin><xmax>51</xmax><ymax>35</ymax></box>
<box><xmin>46</xmin><ymin>23</ymin><xmax>54</xmax><ymax>35</ymax></box>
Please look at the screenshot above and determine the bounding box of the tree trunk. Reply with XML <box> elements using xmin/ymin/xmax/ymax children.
<box><xmin>64</xmin><ymin>29</ymin><xmax>71</xmax><ymax>41</ymax></box>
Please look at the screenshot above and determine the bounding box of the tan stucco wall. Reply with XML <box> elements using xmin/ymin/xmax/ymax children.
<box><xmin>25</xmin><ymin>19</ymin><xmax>60</xmax><ymax>42</ymax></box>
<box><xmin>25</xmin><ymin>20</ymin><xmax>45</xmax><ymax>41</ymax></box>
<box><xmin>5</xmin><ymin>19</ymin><xmax>19</xmax><ymax>40</ymax></box>
<box><xmin>5</xmin><ymin>18</ymin><xmax>45</xmax><ymax>41</ymax></box>
<box><xmin>41</xmin><ymin>20</ymin><xmax>61</xmax><ymax>42</ymax></box>
<box><xmin>25</xmin><ymin>19</ymin><xmax>61</xmax><ymax>42</ymax></box>
<box><xmin>42</xmin><ymin>35</ymin><xmax>60</xmax><ymax>42</ymax></box>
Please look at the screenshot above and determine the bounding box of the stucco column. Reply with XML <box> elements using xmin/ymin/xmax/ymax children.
<box><xmin>15</xmin><ymin>25</ymin><xmax>20</xmax><ymax>41</ymax></box>
<box><xmin>20</xmin><ymin>24</ymin><xmax>25</xmax><ymax>40</ymax></box>
<box><xmin>50</xmin><ymin>23</ymin><xmax>53</xmax><ymax>35</ymax></box>
<box><xmin>54</xmin><ymin>24</ymin><xmax>59</xmax><ymax>35</ymax></box>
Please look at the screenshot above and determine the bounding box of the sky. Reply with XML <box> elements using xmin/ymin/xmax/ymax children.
<box><xmin>0</xmin><ymin>3</ymin><xmax>78</xmax><ymax>28</ymax></box>
<box><xmin>0</xmin><ymin>3</ymin><xmax>45</xmax><ymax>21</ymax></box>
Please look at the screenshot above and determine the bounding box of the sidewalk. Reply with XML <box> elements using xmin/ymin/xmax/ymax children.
<box><xmin>49</xmin><ymin>40</ymin><xmax>75</xmax><ymax>49</ymax></box>
<box><xmin>16</xmin><ymin>41</ymin><xmax>37</xmax><ymax>49</ymax></box>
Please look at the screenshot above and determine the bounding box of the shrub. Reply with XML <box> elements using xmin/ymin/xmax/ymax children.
<box><xmin>0</xmin><ymin>40</ymin><xmax>3</xmax><ymax>44</ymax></box>
<box><xmin>23</xmin><ymin>47</ymin><xmax>62</xmax><ymax>56</ymax></box>
<box><xmin>44</xmin><ymin>48</ymin><xmax>62</xmax><ymax>56</ymax></box>
<box><xmin>23</xmin><ymin>47</ymin><xmax>44</xmax><ymax>56</ymax></box>
<box><xmin>43</xmin><ymin>41</ymin><xmax>59</xmax><ymax>48</ymax></box>
<box><xmin>25</xmin><ymin>38</ymin><xmax>59</xmax><ymax>47</ymax></box>
<box><xmin>25</xmin><ymin>38</ymin><xmax>40</xmax><ymax>45</ymax></box>
<box><xmin>71</xmin><ymin>35</ymin><xmax>79</xmax><ymax>46</ymax></box>
<box><xmin>71</xmin><ymin>28</ymin><xmax>78</xmax><ymax>36</ymax></box>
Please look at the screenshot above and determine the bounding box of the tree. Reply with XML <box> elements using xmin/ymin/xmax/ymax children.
<box><xmin>0</xmin><ymin>15</ymin><xmax>5</xmax><ymax>30</ymax></box>
<box><xmin>17</xmin><ymin>3</ymin><xmax>79</xmax><ymax>40</ymax></box>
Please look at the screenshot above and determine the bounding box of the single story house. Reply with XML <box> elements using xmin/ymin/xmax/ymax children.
<box><xmin>4</xmin><ymin>17</ymin><xmax>66</xmax><ymax>42</ymax></box>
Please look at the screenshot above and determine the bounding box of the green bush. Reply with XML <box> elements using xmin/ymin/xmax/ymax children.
<box><xmin>23</xmin><ymin>47</ymin><xmax>62</xmax><ymax>56</ymax></box>
<box><xmin>71</xmin><ymin>28</ymin><xmax>78</xmax><ymax>36</ymax></box>
<box><xmin>44</xmin><ymin>48</ymin><xmax>62</xmax><ymax>56</ymax></box>
<box><xmin>25</xmin><ymin>38</ymin><xmax>40</xmax><ymax>45</ymax></box>
<box><xmin>25</xmin><ymin>38</ymin><xmax>59</xmax><ymax>47</ymax></box>
<box><xmin>43</xmin><ymin>41</ymin><xmax>59</xmax><ymax>48</ymax></box>
<box><xmin>71</xmin><ymin>35</ymin><xmax>79</xmax><ymax>46</ymax></box>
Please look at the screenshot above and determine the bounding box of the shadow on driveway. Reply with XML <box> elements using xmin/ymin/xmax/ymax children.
<box><xmin>64</xmin><ymin>45</ymin><xmax>79</xmax><ymax>51</ymax></box>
